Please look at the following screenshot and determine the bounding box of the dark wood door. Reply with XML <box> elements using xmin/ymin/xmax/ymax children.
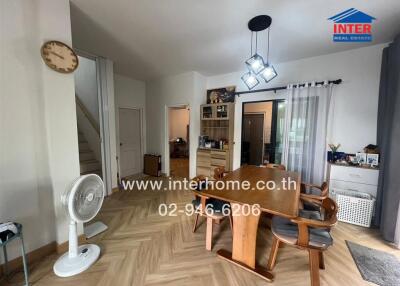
<box><xmin>242</xmin><ymin>114</ymin><xmax>264</xmax><ymax>165</ymax></box>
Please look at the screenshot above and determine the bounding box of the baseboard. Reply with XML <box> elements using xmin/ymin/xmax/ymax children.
<box><xmin>0</xmin><ymin>234</ymin><xmax>87</xmax><ymax>278</ymax></box>
<box><xmin>112</xmin><ymin>187</ymin><xmax>120</xmax><ymax>193</ymax></box>
<box><xmin>56</xmin><ymin>234</ymin><xmax>86</xmax><ymax>254</ymax></box>
<box><xmin>0</xmin><ymin>241</ymin><xmax>56</xmax><ymax>278</ymax></box>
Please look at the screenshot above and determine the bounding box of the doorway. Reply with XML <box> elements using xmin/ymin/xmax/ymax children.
<box><xmin>242</xmin><ymin>113</ymin><xmax>264</xmax><ymax>165</ymax></box>
<box><xmin>241</xmin><ymin>100</ymin><xmax>286</xmax><ymax>166</ymax></box>
<box><xmin>74</xmin><ymin>51</ymin><xmax>114</xmax><ymax>196</ymax></box>
<box><xmin>74</xmin><ymin>55</ymin><xmax>103</xmax><ymax>178</ymax></box>
<box><xmin>118</xmin><ymin>108</ymin><xmax>142</xmax><ymax>178</ymax></box>
<box><xmin>168</xmin><ymin>106</ymin><xmax>190</xmax><ymax>178</ymax></box>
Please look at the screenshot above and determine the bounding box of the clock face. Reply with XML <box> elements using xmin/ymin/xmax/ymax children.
<box><xmin>41</xmin><ymin>41</ymin><xmax>79</xmax><ymax>73</ymax></box>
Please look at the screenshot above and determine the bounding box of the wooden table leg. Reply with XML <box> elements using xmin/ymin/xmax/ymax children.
<box><xmin>216</xmin><ymin>204</ymin><xmax>274</xmax><ymax>282</ymax></box>
<box><xmin>206</xmin><ymin>217</ymin><xmax>213</xmax><ymax>251</ymax></box>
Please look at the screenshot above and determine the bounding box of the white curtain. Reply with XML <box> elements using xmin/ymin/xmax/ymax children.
<box><xmin>282</xmin><ymin>82</ymin><xmax>333</xmax><ymax>184</ymax></box>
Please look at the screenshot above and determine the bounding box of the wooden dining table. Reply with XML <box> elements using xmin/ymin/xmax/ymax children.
<box><xmin>193</xmin><ymin>165</ymin><xmax>301</xmax><ymax>282</ymax></box>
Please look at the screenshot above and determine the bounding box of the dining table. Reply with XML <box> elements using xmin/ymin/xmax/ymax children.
<box><xmin>193</xmin><ymin>165</ymin><xmax>301</xmax><ymax>282</ymax></box>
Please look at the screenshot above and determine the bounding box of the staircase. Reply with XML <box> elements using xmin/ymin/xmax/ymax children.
<box><xmin>79</xmin><ymin>131</ymin><xmax>102</xmax><ymax>177</ymax></box>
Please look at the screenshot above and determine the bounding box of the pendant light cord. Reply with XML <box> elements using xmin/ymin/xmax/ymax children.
<box><xmin>255</xmin><ymin>32</ymin><xmax>258</xmax><ymax>54</ymax></box>
<box><xmin>250</xmin><ymin>32</ymin><xmax>253</xmax><ymax>57</ymax></box>
<box><xmin>267</xmin><ymin>28</ymin><xmax>270</xmax><ymax>64</ymax></box>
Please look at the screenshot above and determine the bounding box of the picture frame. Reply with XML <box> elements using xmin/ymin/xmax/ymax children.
<box><xmin>356</xmin><ymin>152</ymin><xmax>367</xmax><ymax>164</ymax></box>
<box><xmin>367</xmin><ymin>153</ymin><xmax>379</xmax><ymax>166</ymax></box>
<box><xmin>206</xmin><ymin>86</ymin><xmax>236</xmax><ymax>104</ymax></box>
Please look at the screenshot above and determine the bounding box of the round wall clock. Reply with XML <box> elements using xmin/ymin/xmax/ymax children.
<box><xmin>41</xmin><ymin>40</ymin><xmax>79</xmax><ymax>73</ymax></box>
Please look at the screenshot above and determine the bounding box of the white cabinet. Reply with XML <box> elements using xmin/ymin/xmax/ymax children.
<box><xmin>328</xmin><ymin>164</ymin><xmax>379</xmax><ymax>197</ymax></box>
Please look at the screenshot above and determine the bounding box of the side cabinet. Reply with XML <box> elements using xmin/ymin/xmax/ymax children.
<box><xmin>196</xmin><ymin>149</ymin><xmax>211</xmax><ymax>177</ymax></box>
<box><xmin>196</xmin><ymin>148</ymin><xmax>230</xmax><ymax>178</ymax></box>
<box><xmin>328</xmin><ymin>164</ymin><xmax>379</xmax><ymax>198</ymax></box>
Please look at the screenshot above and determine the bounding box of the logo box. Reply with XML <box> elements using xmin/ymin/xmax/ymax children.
<box><xmin>328</xmin><ymin>8</ymin><xmax>376</xmax><ymax>42</ymax></box>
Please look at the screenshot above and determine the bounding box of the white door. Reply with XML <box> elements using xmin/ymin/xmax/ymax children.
<box><xmin>119</xmin><ymin>108</ymin><xmax>142</xmax><ymax>178</ymax></box>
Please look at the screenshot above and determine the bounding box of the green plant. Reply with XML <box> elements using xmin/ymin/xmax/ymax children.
<box><xmin>328</xmin><ymin>143</ymin><xmax>341</xmax><ymax>153</ymax></box>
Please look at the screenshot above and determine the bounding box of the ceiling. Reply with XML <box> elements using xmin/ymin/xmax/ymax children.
<box><xmin>70</xmin><ymin>0</ymin><xmax>400</xmax><ymax>80</ymax></box>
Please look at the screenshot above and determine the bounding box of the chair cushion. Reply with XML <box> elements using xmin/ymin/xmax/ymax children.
<box><xmin>299</xmin><ymin>210</ymin><xmax>322</xmax><ymax>220</ymax></box>
<box><xmin>303</xmin><ymin>201</ymin><xmax>321</xmax><ymax>212</ymax></box>
<box><xmin>271</xmin><ymin>210</ymin><xmax>332</xmax><ymax>248</ymax></box>
<box><xmin>192</xmin><ymin>198</ymin><xmax>230</xmax><ymax>213</ymax></box>
<box><xmin>304</xmin><ymin>187</ymin><xmax>322</xmax><ymax>196</ymax></box>
<box><xmin>0</xmin><ymin>222</ymin><xmax>22</xmax><ymax>244</ymax></box>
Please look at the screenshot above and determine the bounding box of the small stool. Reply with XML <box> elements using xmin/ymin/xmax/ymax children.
<box><xmin>0</xmin><ymin>223</ymin><xmax>29</xmax><ymax>286</ymax></box>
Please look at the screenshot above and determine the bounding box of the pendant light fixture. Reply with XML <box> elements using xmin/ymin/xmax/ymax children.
<box><xmin>241</xmin><ymin>15</ymin><xmax>277</xmax><ymax>90</ymax></box>
<box><xmin>241</xmin><ymin>71</ymin><xmax>260</xmax><ymax>90</ymax></box>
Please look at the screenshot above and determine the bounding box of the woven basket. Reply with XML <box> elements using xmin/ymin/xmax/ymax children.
<box><xmin>331</xmin><ymin>189</ymin><xmax>375</xmax><ymax>227</ymax></box>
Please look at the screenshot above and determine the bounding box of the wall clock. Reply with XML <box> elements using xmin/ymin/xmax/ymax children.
<box><xmin>41</xmin><ymin>40</ymin><xmax>79</xmax><ymax>73</ymax></box>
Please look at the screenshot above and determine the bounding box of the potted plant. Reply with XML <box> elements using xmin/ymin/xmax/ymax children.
<box><xmin>328</xmin><ymin>143</ymin><xmax>341</xmax><ymax>162</ymax></box>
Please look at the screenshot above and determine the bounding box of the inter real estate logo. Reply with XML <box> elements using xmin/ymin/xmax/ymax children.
<box><xmin>328</xmin><ymin>8</ymin><xmax>376</xmax><ymax>42</ymax></box>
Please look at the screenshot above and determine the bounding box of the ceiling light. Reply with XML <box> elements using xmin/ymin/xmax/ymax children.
<box><xmin>241</xmin><ymin>72</ymin><xmax>260</xmax><ymax>90</ymax></box>
<box><xmin>241</xmin><ymin>15</ymin><xmax>277</xmax><ymax>90</ymax></box>
<box><xmin>245</xmin><ymin>54</ymin><xmax>265</xmax><ymax>75</ymax></box>
<box><xmin>260</xmin><ymin>64</ymin><xmax>277</xmax><ymax>82</ymax></box>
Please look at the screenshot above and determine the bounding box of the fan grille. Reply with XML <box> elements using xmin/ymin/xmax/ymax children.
<box><xmin>71</xmin><ymin>175</ymin><xmax>104</xmax><ymax>222</ymax></box>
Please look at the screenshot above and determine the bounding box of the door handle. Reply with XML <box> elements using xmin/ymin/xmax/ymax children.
<box><xmin>120</xmin><ymin>143</ymin><xmax>123</xmax><ymax>146</ymax></box>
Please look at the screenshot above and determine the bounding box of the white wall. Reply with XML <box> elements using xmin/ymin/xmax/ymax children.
<box><xmin>146</xmin><ymin>72</ymin><xmax>206</xmax><ymax>178</ymax></box>
<box><xmin>114</xmin><ymin>74</ymin><xmax>146</xmax><ymax>176</ymax></box>
<box><xmin>74</xmin><ymin>56</ymin><xmax>99</xmax><ymax>124</ymax></box>
<box><xmin>0</xmin><ymin>0</ymin><xmax>80</xmax><ymax>261</ymax></box>
<box><xmin>39</xmin><ymin>0</ymin><xmax>81</xmax><ymax>246</ymax></box>
<box><xmin>207</xmin><ymin>44</ymin><xmax>386</xmax><ymax>169</ymax></box>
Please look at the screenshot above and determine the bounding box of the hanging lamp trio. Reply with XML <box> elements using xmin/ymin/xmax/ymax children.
<box><xmin>241</xmin><ymin>15</ymin><xmax>277</xmax><ymax>90</ymax></box>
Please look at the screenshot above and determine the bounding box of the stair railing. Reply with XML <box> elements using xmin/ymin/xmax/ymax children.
<box><xmin>75</xmin><ymin>95</ymin><xmax>100</xmax><ymax>136</ymax></box>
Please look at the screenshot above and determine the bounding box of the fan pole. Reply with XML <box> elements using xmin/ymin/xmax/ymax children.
<box><xmin>68</xmin><ymin>220</ymin><xmax>79</xmax><ymax>258</ymax></box>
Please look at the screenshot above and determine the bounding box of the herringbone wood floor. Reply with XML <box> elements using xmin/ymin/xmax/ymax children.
<box><xmin>4</xmin><ymin>176</ymin><xmax>400</xmax><ymax>286</ymax></box>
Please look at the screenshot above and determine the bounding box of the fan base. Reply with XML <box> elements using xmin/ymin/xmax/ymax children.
<box><xmin>53</xmin><ymin>244</ymin><xmax>100</xmax><ymax>277</ymax></box>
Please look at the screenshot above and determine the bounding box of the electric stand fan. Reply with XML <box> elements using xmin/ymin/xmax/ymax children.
<box><xmin>53</xmin><ymin>174</ymin><xmax>104</xmax><ymax>277</ymax></box>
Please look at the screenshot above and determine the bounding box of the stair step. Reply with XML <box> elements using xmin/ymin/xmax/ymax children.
<box><xmin>80</xmin><ymin>160</ymin><xmax>101</xmax><ymax>173</ymax></box>
<box><xmin>80</xmin><ymin>159</ymin><xmax>99</xmax><ymax>164</ymax></box>
<box><xmin>79</xmin><ymin>142</ymin><xmax>90</xmax><ymax>151</ymax></box>
<box><xmin>81</xmin><ymin>170</ymin><xmax>102</xmax><ymax>177</ymax></box>
<box><xmin>79</xmin><ymin>151</ymin><xmax>95</xmax><ymax>161</ymax></box>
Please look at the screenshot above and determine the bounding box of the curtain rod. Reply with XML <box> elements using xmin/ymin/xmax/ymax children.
<box><xmin>235</xmin><ymin>79</ymin><xmax>342</xmax><ymax>96</ymax></box>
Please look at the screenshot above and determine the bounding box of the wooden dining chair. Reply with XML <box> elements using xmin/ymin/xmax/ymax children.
<box><xmin>267</xmin><ymin>198</ymin><xmax>338</xmax><ymax>286</ymax></box>
<box><xmin>191</xmin><ymin>168</ymin><xmax>233</xmax><ymax>250</ymax></box>
<box><xmin>264</xmin><ymin>163</ymin><xmax>286</xmax><ymax>170</ymax></box>
<box><xmin>300</xmin><ymin>182</ymin><xmax>329</xmax><ymax>211</ymax></box>
<box><xmin>213</xmin><ymin>165</ymin><xmax>228</xmax><ymax>180</ymax></box>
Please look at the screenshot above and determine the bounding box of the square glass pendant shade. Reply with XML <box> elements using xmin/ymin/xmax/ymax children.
<box><xmin>260</xmin><ymin>64</ymin><xmax>277</xmax><ymax>83</ymax></box>
<box><xmin>245</xmin><ymin>53</ymin><xmax>265</xmax><ymax>75</ymax></box>
<box><xmin>241</xmin><ymin>71</ymin><xmax>260</xmax><ymax>90</ymax></box>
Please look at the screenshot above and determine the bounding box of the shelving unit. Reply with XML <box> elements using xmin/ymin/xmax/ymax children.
<box><xmin>197</xmin><ymin>103</ymin><xmax>235</xmax><ymax>177</ymax></box>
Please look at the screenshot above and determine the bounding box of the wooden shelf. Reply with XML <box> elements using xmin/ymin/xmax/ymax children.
<box><xmin>197</xmin><ymin>103</ymin><xmax>235</xmax><ymax>176</ymax></box>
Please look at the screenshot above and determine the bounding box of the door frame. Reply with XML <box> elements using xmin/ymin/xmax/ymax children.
<box><xmin>165</xmin><ymin>104</ymin><xmax>190</xmax><ymax>177</ymax></box>
<box><xmin>75</xmin><ymin>49</ymin><xmax>113</xmax><ymax>196</ymax></box>
<box><xmin>241</xmin><ymin>100</ymin><xmax>285</xmax><ymax>166</ymax></box>
<box><xmin>116</xmin><ymin>107</ymin><xmax>144</xmax><ymax>180</ymax></box>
